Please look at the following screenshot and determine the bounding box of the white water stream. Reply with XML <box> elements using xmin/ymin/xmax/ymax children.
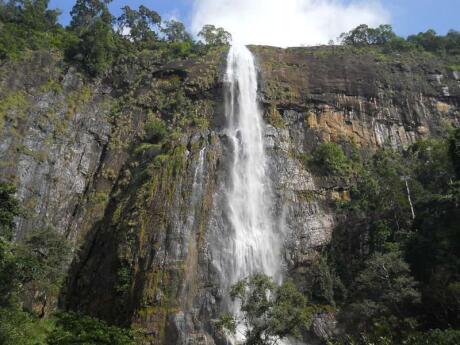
<box><xmin>222</xmin><ymin>45</ymin><xmax>282</xmax><ymax>334</ymax></box>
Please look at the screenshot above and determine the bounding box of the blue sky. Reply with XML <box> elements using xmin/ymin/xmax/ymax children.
<box><xmin>50</xmin><ymin>0</ymin><xmax>459</xmax><ymax>45</ymax></box>
<box><xmin>50</xmin><ymin>1</ymin><xmax>194</xmax><ymax>27</ymax></box>
<box><xmin>385</xmin><ymin>0</ymin><xmax>459</xmax><ymax>37</ymax></box>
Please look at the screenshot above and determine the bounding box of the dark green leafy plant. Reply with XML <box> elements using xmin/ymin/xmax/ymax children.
<box><xmin>46</xmin><ymin>312</ymin><xmax>138</xmax><ymax>345</ymax></box>
<box><xmin>405</xmin><ymin>329</ymin><xmax>460</xmax><ymax>345</ymax></box>
<box><xmin>312</xmin><ymin>142</ymin><xmax>352</xmax><ymax>177</ymax></box>
<box><xmin>218</xmin><ymin>274</ymin><xmax>313</xmax><ymax>345</ymax></box>
<box><xmin>341</xmin><ymin>251</ymin><xmax>420</xmax><ymax>340</ymax></box>
<box><xmin>0</xmin><ymin>183</ymin><xmax>21</xmax><ymax>241</ymax></box>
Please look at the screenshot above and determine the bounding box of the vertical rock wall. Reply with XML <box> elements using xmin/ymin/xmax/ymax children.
<box><xmin>0</xmin><ymin>46</ymin><xmax>459</xmax><ymax>344</ymax></box>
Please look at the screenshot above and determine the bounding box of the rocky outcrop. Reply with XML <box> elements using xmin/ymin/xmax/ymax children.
<box><xmin>1</xmin><ymin>46</ymin><xmax>459</xmax><ymax>344</ymax></box>
<box><xmin>253</xmin><ymin>45</ymin><xmax>459</xmax><ymax>151</ymax></box>
<box><xmin>0</xmin><ymin>52</ymin><xmax>112</xmax><ymax>241</ymax></box>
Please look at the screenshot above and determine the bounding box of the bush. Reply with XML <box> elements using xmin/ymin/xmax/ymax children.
<box><xmin>312</xmin><ymin>142</ymin><xmax>351</xmax><ymax>176</ymax></box>
<box><xmin>46</xmin><ymin>312</ymin><xmax>138</xmax><ymax>345</ymax></box>
<box><xmin>143</xmin><ymin>117</ymin><xmax>167</xmax><ymax>143</ymax></box>
<box><xmin>0</xmin><ymin>307</ymin><xmax>52</xmax><ymax>345</ymax></box>
<box><xmin>406</xmin><ymin>329</ymin><xmax>460</xmax><ymax>345</ymax></box>
<box><xmin>0</xmin><ymin>183</ymin><xmax>21</xmax><ymax>241</ymax></box>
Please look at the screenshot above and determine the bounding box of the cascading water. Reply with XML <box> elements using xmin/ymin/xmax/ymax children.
<box><xmin>191</xmin><ymin>147</ymin><xmax>206</xmax><ymax>204</ymax></box>
<box><xmin>218</xmin><ymin>44</ymin><xmax>282</xmax><ymax>338</ymax></box>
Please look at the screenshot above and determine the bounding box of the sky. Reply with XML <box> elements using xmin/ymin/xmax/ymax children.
<box><xmin>50</xmin><ymin>0</ymin><xmax>460</xmax><ymax>47</ymax></box>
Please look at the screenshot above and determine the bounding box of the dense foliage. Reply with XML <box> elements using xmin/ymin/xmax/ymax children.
<box><xmin>0</xmin><ymin>0</ymin><xmax>231</xmax><ymax>76</ymax></box>
<box><xmin>46</xmin><ymin>312</ymin><xmax>138</xmax><ymax>345</ymax></box>
<box><xmin>218</xmin><ymin>274</ymin><xmax>313</xmax><ymax>345</ymax></box>
<box><xmin>339</xmin><ymin>24</ymin><xmax>460</xmax><ymax>56</ymax></box>
<box><xmin>0</xmin><ymin>0</ymin><xmax>77</xmax><ymax>60</ymax></box>
<box><xmin>0</xmin><ymin>182</ymin><xmax>140</xmax><ymax>344</ymax></box>
<box><xmin>311</xmin><ymin>130</ymin><xmax>460</xmax><ymax>344</ymax></box>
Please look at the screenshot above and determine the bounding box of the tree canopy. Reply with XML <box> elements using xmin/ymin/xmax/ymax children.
<box><xmin>218</xmin><ymin>274</ymin><xmax>313</xmax><ymax>345</ymax></box>
<box><xmin>198</xmin><ymin>24</ymin><xmax>232</xmax><ymax>46</ymax></box>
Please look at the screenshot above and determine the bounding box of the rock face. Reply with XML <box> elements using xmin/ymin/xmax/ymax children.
<box><xmin>253</xmin><ymin>45</ymin><xmax>459</xmax><ymax>151</ymax></box>
<box><xmin>0</xmin><ymin>46</ymin><xmax>459</xmax><ymax>344</ymax></box>
<box><xmin>0</xmin><ymin>52</ymin><xmax>112</xmax><ymax>241</ymax></box>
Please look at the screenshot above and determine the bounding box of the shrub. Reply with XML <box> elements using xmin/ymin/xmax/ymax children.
<box><xmin>406</xmin><ymin>329</ymin><xmax>460</xmax><ymax>345</ymax></box>
<box><xmin>144</xmin><ymin>117</ymin><xmax>167</xmax><ymax>143</ymax></box>
<box><xmin>312</xmin><ymin>142</ymin><xmax>351</xmax><ymax>176</ymax></box>
<box><xmin>46</xmin><ymin>312</ymin><xmax>138</xmax><ymax>345</ymax></box>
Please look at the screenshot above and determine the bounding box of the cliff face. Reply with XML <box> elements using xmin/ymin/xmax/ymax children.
<box><xmin>0</xmin><ymin>52</ymin><xmax>115</xmax><ymax>246</ymax></box>
<box><xmin>1</xmin><ymin>46</ymin><xmax>459</xmax><ymax>343</ymax></box>
<box><xmin>254</xmin><ymin>45</ymin><xmax>459</xmax><ymax>149</ymax></box>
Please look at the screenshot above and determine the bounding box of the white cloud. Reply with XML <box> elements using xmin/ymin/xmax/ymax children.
<box><xmin>191</xmin><ymin>0</ymin><xmax>390</xmax><ymax>47</ymax></box>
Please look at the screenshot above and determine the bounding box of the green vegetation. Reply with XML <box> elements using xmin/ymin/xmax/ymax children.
<box><xmin>229</xmin><ymin>131</ymin><xmax>459</xmax><ymax>345</ymax></box>
<box><xmin>218</xmin><ymin>274</ymin><xmax>313</xmax><ymax>344</ymax></box>
<box><xmin>316</xmin><ymin>131</ymin><xmax>459</xmax><ymax>343</ymax></box>
<box><xmin>341</xmin><ymin>251</ymin><xmax>421</xmax><ymax>339</ymax></box>
<box><xmin>198</xmin><ymin>24</ymin><xmax>232</xmax><ymax>46</ymax></box>
<box><xmin>0</xmin><ymin>182</ymin><xmax>60</xmax><ymax>343</ymax></box>
<box><xmin>66</xmin><ymin>0</ymin><xmax>117</xmax><ymax>76</ymax></box>
<box><xmin>116</xmin><ymin>5</ymin><xmax>161</xmax><ymax>43</ymax></box>
<box><xmin>339</xmin><ymin>24</ymin><xmax>460</xmax><ymax>59</ymax></box>
<box><xmin>0</xmin><ymin>0</ymin><xmax>78</xmax><ymax>60</ymax></box>
<box><xmin>312</xmin><ymin>142</ymin><xmax>354</xmax><ymax>177</ymax></box>
<box><xmin>46</xmin><ymin>312</ymin><xmax>138</xmax><ymax>345</ymax></box>
<box><xmin>0</xmin><ymin>91</ymin><xmax>30</xmax><ymax>131</ymax></box>
<box><xmin>0</xmin><ymin>183</ymin><xmax>21</xmax><ymax>240</ymax></box>
<box><xmin>0</xmin><ymin>0</ymin><xmax>231</xmax><ymax>77</ymax></box>
<box><xmin>0</xmin><ymin>182</ymin><xmax>140</xmax><ymax>344</ymax></box>
<box><xmin>143</xmin><ymin>116</ymin><xmax>167</xmax><ymax>144</ymax></box>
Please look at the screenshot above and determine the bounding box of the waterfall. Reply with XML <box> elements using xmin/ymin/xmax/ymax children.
<box><xmin>221</xmin><ymin>44</ymin><xmax>281</xmax><ymax>319</ymax></box>
<box><xmin>192</xmin><ymin>147</ymin><xmax>206</xmax><ymax>204</ymax></box>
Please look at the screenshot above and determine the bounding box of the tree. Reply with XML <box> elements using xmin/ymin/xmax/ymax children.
<box><xmin>67</xmin><ymin>0</ymin><xmax>115</xmax><ymax>76</ymax></box>
<box><xmin>218</xmin><ymin>274</ymin><xmax>313</xmax><ymax>345</ymax></box>
<box><xmin>339</xmin><ymin>24</ymin><xmax>397</xmax><ymax>47</ymax></box>
<box><xmin>0</xmin><ymin>183</ymin><xmax>54</xmax><ymax>344</ymax></box>
<box><xmin>0</xmin><ymin>0</ymin><xmax>70</xmax><ymax>59</ymax></box>
<box><xmin>296</xmin><ymin>255</ymin><xmax>346</xmax><ymax>306</ymax></box>
<box><xmin>117</xmin><ymin>5</ymin><xmax>161</xmax><ymax>43</ymax></box>
<box><xmin>409</xmin><ymin>138</ymin><xmax>454</xmax><ymax>195</ymax></box>
<box><xmin>69</xmin><ymin>0</ymin><xmax>112</xmax><ymax>31</ymax></box>
<box><xmin>342</xmin><ymin>251</ymin><xmax>420</xmax><ymax>339</ymax></box>
<box><xmin>0</xmin><ymin>0</ymin><xmax>60</xmax><ymax>30</ymax></box>
<box><xmin>20</xmin><ymin>228</ymin><xmax>72</xmax><ymax>317</ymax></box>
<box><xmin>406</xmin><ymin>187</ymin><xmax>460</xmax><ymax>328</ymax></box>
<box><xmin>445</xmin><ymin>30</ymin><xmax>460</xmax><ymax>54</ymax></box>
<box><xmin>406</xmin><ymin>329</ymin><xmax>460</xmax><ymax>345</ymax></box>
<box><xmin>0</xmin><ymin>306</ymin><xmax>47</xmax><ymax>345</ymax></box>
<box><xmin>161</xmin><ymin>19</ymin><xmax>191</xmax><ymax>42</ymax></box>
<box><xmin>371</xmin><ymin>24</ymin><xmax>397</xmax><ymax>45</ymax></box>
<box><xmin>198</xmin><ymin>24</ymin><xmax>231</xmax><ymax>46</ymax></box>
<box><xmin>407</xmin><ymin>30</ymin><xmax>445</xmax><ymax>53</ymax></box>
